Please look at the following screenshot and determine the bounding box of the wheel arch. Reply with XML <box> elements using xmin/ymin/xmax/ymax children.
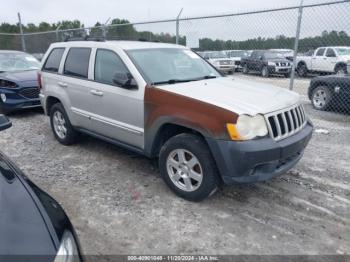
<box><xmin>334</xmin><ymin>62</ymin><xmax>347</xmax><ymax>72</ymax></box>
<box><xmin>145</xmin><ymin>119</ymin><xmax>210</xmax><ymax>158</ymax></box>
<box><xmin>46</xmin><ymin>96</ymin><xmax>62</xmax><ymax>116</ymax></box>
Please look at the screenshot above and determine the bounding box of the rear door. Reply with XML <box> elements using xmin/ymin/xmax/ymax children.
<box><xmin>59</xmin><ymin>47</ymin><xmax>94</xmax><ymax>129</ymax></box>
<box><xmin>88</xmin><ymin>48</ymin><xmax>144</xmax><ymax>148</ymax></box>
<box><xmin>312</xmin><ymin>48</ymin><xmax>326</xmax><ymax>71</ymax></box>
<box><xmin>323</xmin><ymin>48</ymin><xmax>337</xmax><ymax>72</ymax></box>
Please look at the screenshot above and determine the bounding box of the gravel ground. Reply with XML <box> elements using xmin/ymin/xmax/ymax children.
<box><xmin>0</xmin><ymin>74</ymin><xmax>349</xmax><ymax>257</ymax></box>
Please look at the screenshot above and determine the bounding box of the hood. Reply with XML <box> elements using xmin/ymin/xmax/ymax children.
<box><xmin>338</xmin><ymin>55</ymin><xmax>350</xmax><ymax>61</ymax></box>
<box><xmin>0</xmin><ymin>70</ymin><xmax>38</xmax><ymax>87</ymax></box>
<box><xmin>155</xmin><ymin>77</ymin><xmax>300</xmax><ymax>115</ymax></box>
<box><xmin>209</xmin><ymin>58</ymin><xmax>233</xmax><ymax>62</ymax></box>
<box><xmin>0</xmin><ymin>156</ymin><xmax>56</xmax><ymax>255</ymax></box>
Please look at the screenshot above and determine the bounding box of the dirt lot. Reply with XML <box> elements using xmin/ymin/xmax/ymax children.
<box><xmin>0</xmin><ymin>73</ymin><xmax>349</xmax><ymax>257</ymax></box>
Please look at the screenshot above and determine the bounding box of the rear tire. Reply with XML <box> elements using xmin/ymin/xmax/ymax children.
<box><xmin>297</xmin><ymin>63</ymin><xmax>308</xmax><ymax>77</ymax></box>
<box><xmin>50</xmin><ymin>103</ymin><xmax>79</xmax><ymax>145</ymax></box>
<box><xmin>159</xmin><ymin>133</ymin><xmax>219</xmax><ymax>202</ymax></box>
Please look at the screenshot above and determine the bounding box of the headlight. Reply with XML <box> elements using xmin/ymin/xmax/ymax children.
<box><xmin>54</xmin><ymin>230</ymin><xmax>80</xmax><ymax>262</ymax></box>
<box><xmin>0</xmin><ymin>79</ymin><xmax>17</xmax><ymax>88</ymax></box>
<box><xmin>268</xmin><ymin>61</ymin><xmax>275</xmax><ymax>66</ymax></box>
<box><xmin>226</xmin><ymin>114</ymin><xmax>268</xmax><ymax>141</ymax></box>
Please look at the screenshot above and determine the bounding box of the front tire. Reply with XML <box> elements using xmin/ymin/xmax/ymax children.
<box><xmin>242</xmin><ymin>64</ymin><xmax>249</xmax><ymax>74</ymax></box>
<box><xmin>311</xmin><ymin>86</ymin><xmax>332</xmax><ymax>111</ymax></box>
<box><xmin>159</xmin><ymin>133</ymin><xmax>219</xmax><ymax>202</ymax></box>
<box><xmin>50</xmin><ymin>103</ymin><xmax>79</xmax><ymax>145</ymax></box>
<box><xmin>261</xmin><ymin>66</ymin><xmax>269</xmax><ymax>78</ymax></box>
<box><xmin>335</xmin><ymin>65</ymin><xmax>347</xmax><ymax>76</ymax></box>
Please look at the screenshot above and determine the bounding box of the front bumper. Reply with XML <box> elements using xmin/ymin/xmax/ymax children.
<box><xmin>0</xmin><ymin>88</ymin><xmax>41</xmax><ymax>112</ymax></box>
<box><xmin>206</xmin><ymin>122</ymin><xmax>313</xmax><ymax>184</ymax></box>
<box><xmin>268</xmin><ymin>65</ymin><xmax>292</xmax><ymax>75</ymax></box>
<box><xmin>215</xmin><ymin>65</ymin><xmax>236</xmax><ymax>73</ymax></box>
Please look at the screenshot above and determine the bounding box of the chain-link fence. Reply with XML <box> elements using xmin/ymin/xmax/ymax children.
<box><xmin>0</xmin><ymin>0</ymin><xmax>350</xmax><ymax>122</ymax></box>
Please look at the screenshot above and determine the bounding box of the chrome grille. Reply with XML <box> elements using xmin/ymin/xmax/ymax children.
<box><xmin>265</xmin><ymin>104</ymin><xmax>307</xmax><ymax>141</ymax></box>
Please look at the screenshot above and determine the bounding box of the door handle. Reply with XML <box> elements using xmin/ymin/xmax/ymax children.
<box><xmin>90</xmin><ymin>90</ymin><xmax>104</xmax><ymax>96</ymax></box>
<box><xmin>58</xmin><ymin>82</ymin><xmax>68</xmax><ymax>88</ymax></box>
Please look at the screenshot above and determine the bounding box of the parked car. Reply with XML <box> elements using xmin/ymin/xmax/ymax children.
<box><xmin>241</xmin><ymin>50</ymin><xmax>292</xmax><ymax>77</ymax></box>
<box><xmin>0</xmin><ymin>50</ymin><xmax>41</xmax><ymax>113</ymax></box>
<box><xmin>0</xmin><ymin>114</ymin><xmax>83</xmax><ymax>261</ymax></box>
<box><xmin>224</xmin><ymin>50</ymin><xmax>251</xmax><ymax>71</ymax></box>
<box><xmin>308</xmin><ymin>74</ymin><xmax>350</xmax><ymax>111</ymax></box>
<box><xmin>199</xmin><ymin>51</ymin><xmax>235</xmax><ymax>74</ymax></box>
<box><xmin>269</xmin><ymin>49</ymin><xmax>294</xmax><ymax>61</ymax></box>
<box><xmin>32</xmin><ymin>53</ymin><xmax>45</xmax><ymax>61</ymax></box>
<box><xmin>39</xmin><ymin>40</ymin><xmax>313</xmax><ymax>201</ymax></box>
<box><xmin>296</xmin><ymin>46</ymin><xmax>350</xmax><ymax>77</ymax></box>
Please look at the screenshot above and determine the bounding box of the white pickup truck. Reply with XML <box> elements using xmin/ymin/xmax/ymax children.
<box><xmin>296</xmin><ymin>46</ymin><xmax>350</xmax><ymax>76</ymax></box>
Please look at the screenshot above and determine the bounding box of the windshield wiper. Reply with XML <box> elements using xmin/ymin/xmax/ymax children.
<box><xmin>201</xmin><ymin>75</ymin><xmax>217</xmax><ymax>79</ymax></box>
<box><xmin>152</xmin><ymin>75</ymin><xmax>217</xmax><ymax>85</ymax></box>
<box><xmin>152</xmin><ymin>79</ymin><xmax>194</xmax><ymax>85</ymax></box>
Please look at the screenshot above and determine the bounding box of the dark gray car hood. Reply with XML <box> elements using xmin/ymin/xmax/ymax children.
<box><xmin>0</xmin><ymin>157</ymin><xmax>56</xmax><ymax>256</ymax></box>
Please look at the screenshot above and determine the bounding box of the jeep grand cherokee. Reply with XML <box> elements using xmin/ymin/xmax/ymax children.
<box><xmin>39</xmin><ymin>40</ymin><xmax>313</xmax><ymax>201</ymax></box>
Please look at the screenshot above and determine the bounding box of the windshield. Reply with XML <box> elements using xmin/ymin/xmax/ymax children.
<box><xmin>335</xmin><ymin>48</ymin><xmax>350</xmax><ymax>55</ymax></box>
<box><xmin>127</xmin><ymin>48</ymin><xmax>221</xmax><ymax>84</ymax></box>
<box><xmin>0</xmin><ymin>52</ymin><xmax>40</xmax><ymax>72</ymax></box>
<box><xmin>263</xmin><ymin>52</ymin><xmax>284</xmax><ymax>59</ymax></box>
<box><xmin>208</xmin><ymin>51</ymin><xmax>228</xmax><ymax>59</ymax></box>
<box><xmin>228</xmin><ymin>50</ymin><xmax>249</xmax><ymax>58</ymax></box>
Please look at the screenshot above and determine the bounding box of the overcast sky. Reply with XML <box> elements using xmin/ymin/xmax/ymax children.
<box><xmin>1</xmin><ymin>0</ymin><xmax>332</xmax><ymax>26</ymax></box>
<box><xmin>2</xmin><ymin>0</ymin><xmax>347</xmax><ymax>42</ymax></box>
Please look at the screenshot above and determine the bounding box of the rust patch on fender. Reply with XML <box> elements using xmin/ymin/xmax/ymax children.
<box><xmin>144</xmin><ymin>85</ymin><xmax>238</xmax><ymax>140</ymax></box>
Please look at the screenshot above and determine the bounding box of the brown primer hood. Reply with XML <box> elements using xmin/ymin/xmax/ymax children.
<box><xmin>144</xmin><ymin>85</ymin><xmax>238</xmax><ymax>140</ymax></box>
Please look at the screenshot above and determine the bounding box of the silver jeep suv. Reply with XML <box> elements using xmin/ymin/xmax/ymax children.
<box><xmin>39</xmin><ymin>40</ymin><xmax>313</xmax><ymax>201</ymax></box>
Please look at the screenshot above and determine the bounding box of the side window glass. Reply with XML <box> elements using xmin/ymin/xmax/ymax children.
<box><xmin>316</xmin><ymin>48</ymin><xmax>325</xmax><ymax>56</ymax></box>
<box><xmin>94</xmin><ymin>49</ymin><xmax>130</xmax><ymax>86</ymax></box>
<box><xmin>43</xmin><ymin>48</ymin><xmax>65</xmax><ymax>72</ymax></box>
<box><xmin>64</xmin><ymin>48</ymin><xmax>91</xmax><ymax>79</ymax></box>
<box><xmin>326</xmin><ymin>48</ymin><xmax>336</xmax><ymax>57</ymax></box>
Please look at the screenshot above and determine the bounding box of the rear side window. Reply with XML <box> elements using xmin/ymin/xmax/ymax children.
<box><xmin>64</xmin><ymin>48</ymin><xmax>91</xmax><ymax>79</ymax></box>
<box><xmin>94</xmin><ymin>49</ymin><xmax>130</xmax><ymax>86</ymax></box>
<box><xmin>43</xmin><ymin>48</ymin><xmax>65</xmax><ymax>72</ymax></box>
<box><xmin>326</xmin><ymin>48</ymin><xmax>336</xmax><ymax>57</ymax></box>
<box><xmin>316</xmin><ymin>48</ymin><xmax>325</xmax><ymax>56</ymax></box>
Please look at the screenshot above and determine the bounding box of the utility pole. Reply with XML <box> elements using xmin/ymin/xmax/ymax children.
<box><xmin>289</xmin><ymin>0</ymin><xmax>304</xmax><ymax>90</ymax></box>
<box><xmin>176</xmin><ymin>8</ymin><xmax>183</xmax><ymax>45</ymax></box>
<box><xmin>102</xmin><ymin>17</ymin><xmax>111</xmax><ymax>39</ymax></box>
<box><xmin>55</xmin><ymin>24</ymin><xmax>62</xmax><ymax>42</ymax></box>
<box><xmin>17</xmin><ymin>12</ymin><xmax>26</xmax><ymax>52</ymax></box>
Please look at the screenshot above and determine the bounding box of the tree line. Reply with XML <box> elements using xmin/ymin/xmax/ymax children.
<box><xmin>0</xmin><ymin>19</ymin><xmax>349</xmax><ymax>53</ymax></box>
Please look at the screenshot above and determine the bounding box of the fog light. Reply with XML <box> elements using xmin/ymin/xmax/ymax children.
<box><xmin>0</xmin><ymin>93</ymin><xmax>6</xmax><ymax>102</ymax></box>
<box><xmin>334</xmin><ymin>86</ymin><xmax>341</xmax><ymax>93</ymax></box>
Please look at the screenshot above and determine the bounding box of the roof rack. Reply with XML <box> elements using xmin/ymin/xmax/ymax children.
<box><xmin>64</xmin><ymin>36</ymin><xmax>106</xmax><ymax>42</ymax></box>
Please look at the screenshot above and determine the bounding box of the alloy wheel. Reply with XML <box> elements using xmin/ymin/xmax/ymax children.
<box><xmin>53</xmin><ymin>111</ymin><xmax>67</xmax><ymax>139</ymax></box>
<box><xmin>166</xmin><ymin>149</ymin><xmax>203</xmax><ymax>192</ymax></box>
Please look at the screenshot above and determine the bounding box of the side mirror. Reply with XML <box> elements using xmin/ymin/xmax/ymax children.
<box><xmin>113</xmin><ymin>72</ymin><xmax>138</xmax><ymax>89</ymax></box>
<box><xmin>0</xmin><ymin>115</ymin><xmax>11</xmax><ymax>131</ymax></box>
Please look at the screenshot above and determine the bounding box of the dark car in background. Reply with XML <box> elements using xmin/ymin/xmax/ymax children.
<box><xmin>308</xmin><ymin>74</ymin><xmax>350</xmax><ymax>111</ymax></box>
<box><xmin>0</xmin><ymin>50</ymin><xmax>41</xmax><ymax>114</ymax></box>
<box><xmin>0</xmin><ymin>115</ymin><xmax>83</xmax><ymax>261</ymax></box>
<box><xmin>241</xmin><ymin>50</ymin><xmax>292</xmax><ymax>78</ymax></box>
